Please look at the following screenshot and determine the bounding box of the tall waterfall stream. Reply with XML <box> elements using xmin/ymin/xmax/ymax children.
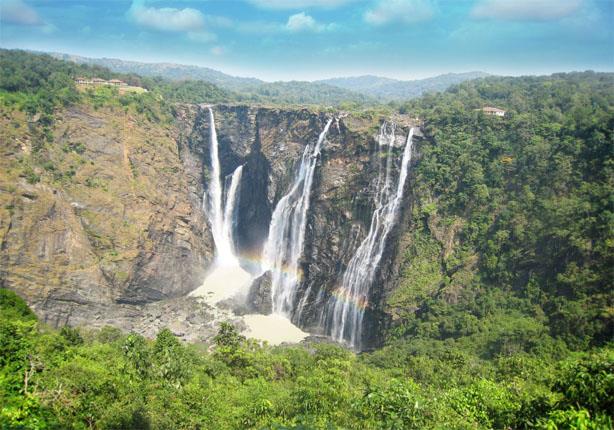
<box><xmin>262</xmin><ymin>119</ymin><xmax>333</xmax><ymax>317</ymax></box>
<box><xmin>324</xmin><ymin>122</ymin><xmax>414</xmax><ymax>350</ymax></box>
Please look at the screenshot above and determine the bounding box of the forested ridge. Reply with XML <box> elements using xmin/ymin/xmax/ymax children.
<box><xmin>1</xmin><ymin>50</ymin><xmax>613</xmax><ymax>429</ymax></box>
<box><xmin>0</xmin><ymin>50</ymin><xmax>372</xmax><ymax>109</ymax></box>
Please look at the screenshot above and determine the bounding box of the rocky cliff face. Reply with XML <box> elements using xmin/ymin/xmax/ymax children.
<box><xmin>1</xmin><ymin>101</ymin><xmax>421</xmax><ymax>348</ymax></box>
<box><xmin>0</xmin><ymin>104</ymin><xmax>212</xmax><ymax>331</ymax></box>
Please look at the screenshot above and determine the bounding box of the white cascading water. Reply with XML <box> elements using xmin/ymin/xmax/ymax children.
<box><xmin>262</xmin><ymin>119</ymin><xmax>333</xmax><ymax>317</ymax></box>
<box><xmin>204</xmin><ymin>107</ymin><xmax>242</xmax><ymax>266</ymax></box>
<box><xmin>326</xmin><ymin>123</ymin><xmax>415</xmax><ymax>349</ymax></box>
<box><xmin>191</xmin><ymin>107</ymin><xmax>251</xmax><ymax>303</ymax></box>
<box><xmin>221</xmin><ymin>165</ymin><xmax>243</xmax><ymax>259</ymax></box>
<box><xmin>193</xmin><ymin>107</ymin><xmax>309</xmax><ymax>345</ymax></box>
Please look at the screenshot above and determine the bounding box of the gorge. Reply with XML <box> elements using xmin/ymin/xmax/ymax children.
<box><xmin>1</xmin><ymin>100</ymin><xmax>421</xmax><ymax>350</ymax></box>
<box><xmin>187</xmin><ymin>106</ymin><xmax>418</xmax><ymax>348</ymax></box>
<box><xmin>188</xmin><ymin>107</ymin><xmax>417</xmax><ymax>349</ymax></box>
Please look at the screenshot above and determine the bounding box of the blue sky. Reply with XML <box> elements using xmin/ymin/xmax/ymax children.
<box><xmin>0</xmin><ymin>0</ymin><xmax>612</xmax><ymax>81</ymax></box>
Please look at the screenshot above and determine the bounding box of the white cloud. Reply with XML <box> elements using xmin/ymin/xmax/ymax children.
<box><xmin>0</xmin><ymin>0</ymin><xmax>43</xmax><ymax>26</ymax></box>
<box><xmin>129</xmin><ymin>0</ymin><xmax>205</xmax><ymax>32</ymax></box>
<box><xmin>285</xmin><ymin>12</ymin><xmax>335</xmax><ymax>32</ymax></box>
<box><xmin>471</xmin><ymin>0</ymin><xmax>583</xmax><ymax>21</ymax></box>
<box><xmin>248</xmin><ymin>0</ymin><xmax>355</xmax><ymax>9</ymax></box>
<box><xmin>364</xmin><ymin>0</ymin><xmax>435</xmax><ymax>26</ymax></box>
<box><xmin>187</xmin><ymin>31</ymin><xmax>217</xmax><ymax>43</ymax></box>
<box><xmin>286</xmin><ymin>12</ymin><xmax>316</xmax><ymax>31</ymax></box>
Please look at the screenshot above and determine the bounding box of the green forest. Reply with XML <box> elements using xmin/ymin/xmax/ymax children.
<box><xmin>1</xmin><ymin>50</ymin><xmax>613</xmax><ymax>429</ymax></box>
<box><xmin>1</xmin><ymin>289</ymin><xmax>612</xmax><ymax>429</ymax></box>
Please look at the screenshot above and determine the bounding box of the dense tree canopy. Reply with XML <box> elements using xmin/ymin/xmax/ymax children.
<box><xmin>1</xmin><ymin>290</ymin><xmax>612</xmax><ymax>429</ymax></box>
<box><xmin>388</xmin><ymin>72</ymin><xmax>613</xmax><ymax>350</ymax></box>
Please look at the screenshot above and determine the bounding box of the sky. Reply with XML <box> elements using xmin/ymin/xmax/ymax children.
<box><xmin>0</xmin><ymin>0</ymin><xmax>612</xmax><ymax>81</ymax></box>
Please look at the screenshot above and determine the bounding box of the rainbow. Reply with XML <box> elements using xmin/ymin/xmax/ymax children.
<box><xmin>215</xmin><ymin>250</ymin><xmax>305</xmax><ymax>281</ymax></box>
<box><xmin>211</xmin><ymin>250</ymin><xmax>370</xmax><ymax>312</ymax></box>
<box><xmin>330</xmin><ymin>287</ymin><xmax>370</xmax><ymax>311</ymax></box>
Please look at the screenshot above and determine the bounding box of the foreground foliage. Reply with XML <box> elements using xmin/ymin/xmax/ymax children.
<box><xmin>1</xmin><ymin>291</ymin><xmax>612</xmax><ymax>429</ymax></box>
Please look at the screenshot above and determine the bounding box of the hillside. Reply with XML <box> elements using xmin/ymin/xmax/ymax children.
<box><xmin>53</xmin><ymin>52</ymin><xmax>487</xmax><ymax>103</ymax></box>
<box><xmin>51</xmin><ymin>52</ymin><xmax>262</xmax><ymax>91</ymax></box>
<box><xmin>319</xmin><ymin>72</ymin><xmax>490</xmax><ymax>100</ymax></box>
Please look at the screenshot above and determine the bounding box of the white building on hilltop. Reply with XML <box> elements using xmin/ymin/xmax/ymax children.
<box><xmin>482</xmin><ymin>106</ymin><xmax>506</xmax><ymax>117</ymax></box>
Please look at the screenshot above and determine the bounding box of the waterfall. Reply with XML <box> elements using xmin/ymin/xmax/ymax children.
<box><xmin>204</xmin><ymin>107</ymin><xmax>242</xmax><ymax>266</ymax></box>
<box><xmin>222</xmin><ymin>165</ymin><xmax>243</xmax><ymax>257</ymax></box>
<box><xmin>191</xmin><ymin>107</ymin><xmax>251</xmax><ymax>304</ymax></box>
<box><xmin>325</xmin><ymin>123</ymin><xmax>415</xmax><ymax>349</ymax></box>
<box><xmin>262</xmin><ymin>119</ymin><xmax>333</xmax><ymax>317</ymax></box>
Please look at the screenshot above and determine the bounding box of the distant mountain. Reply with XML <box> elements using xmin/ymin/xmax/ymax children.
<box><xmin>48</xmin><ymin>52</ymin><xmax>485</xmax><ymax>104</ymax></box>
<box><xmin>50</xmin><ymin>52</ymin><xmax>263</xmax><ymax>91</ymax></box>
<box><xmin>49</xmin><ymin>52</ymin><xmax>372</xmax><ymax>105</ymax></box>
<box><xmin>318</xmin><ymin>72</ymin><xmax>491</xmax><ymax>101</ymax></box>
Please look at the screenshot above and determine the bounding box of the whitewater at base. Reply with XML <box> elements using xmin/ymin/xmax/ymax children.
<box><xmin>189</xmin><ymin>263</ymin><xmax>252</xmax><ymax>304</ymax></box>
<box><xmin>242</xmin><ymin>313</ymin><xmax>308</xmax><ymax>345</ymax></box>
<box><xmin>190</xmin><ymin>264</ymin><xmax>308</xmax><ymax>345</ymax></box>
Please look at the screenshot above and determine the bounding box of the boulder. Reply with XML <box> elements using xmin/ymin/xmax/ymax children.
<box><xmin>247</xmin><ymin>271</ymin><xmax>273</xmax><ymax>315</ymax></box>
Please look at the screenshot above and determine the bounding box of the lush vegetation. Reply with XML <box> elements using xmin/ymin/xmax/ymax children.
<box><xmin>0</xmin><ymin>49</ymin><xmax>371</xmax><ymax>109</ymax></box>
<box><xmin>388</xmin><ymin>72</ymin><xmax>613</xmax><ymax>348</ymax></box>
<box><xmin>0</xmin><ymin>49</ymin><xmax>234</xmax><ymax>113</ymax></box>
<box><xmin>1</xmin><ymin>51</ymin><xmax>612</xmax><ymax>428</ymax></box>
<box><xmin>1</xmin><ymin>289</ymin><xmax>612</xmax><ymax>429</ymax></box>
<box><xmin>54</xmin><ymin>52</ymin><xmax>374</xmax><ymax>106</ymax></box>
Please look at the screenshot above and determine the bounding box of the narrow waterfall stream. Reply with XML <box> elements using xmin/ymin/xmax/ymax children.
<box><xmin>262</xmin><ymin>119</ymin><xmax>333</xmax><ymax>318</ymax></box>
<box><xmin>190</xmin><ymin>107</ymin><xmax>251</xmax><ymax>302</ymax></box>
<box><xmin>324</xmin><ymin>123</ymin><xmax>415</xmax><ymax>350</ymax></box>
<box><xmin>204</xmin><ymin>107</ymin><xmax>227</xmax><ymax>262</ymax></box>
<box><xmin>221</xmin><ymin>165</ymin><xmax>243</xmax><ymax>261</ymax></box>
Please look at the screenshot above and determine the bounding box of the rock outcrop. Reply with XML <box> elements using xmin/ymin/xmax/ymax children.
<box><xmin>247</xmin><ymin>271</ymin><xmax>272</xmax><ymax>315</ymax></box>
<box><xmin>0</xmin><ymin>104</ymin><xmax>212</xmax><ymax>328</ymax></box>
